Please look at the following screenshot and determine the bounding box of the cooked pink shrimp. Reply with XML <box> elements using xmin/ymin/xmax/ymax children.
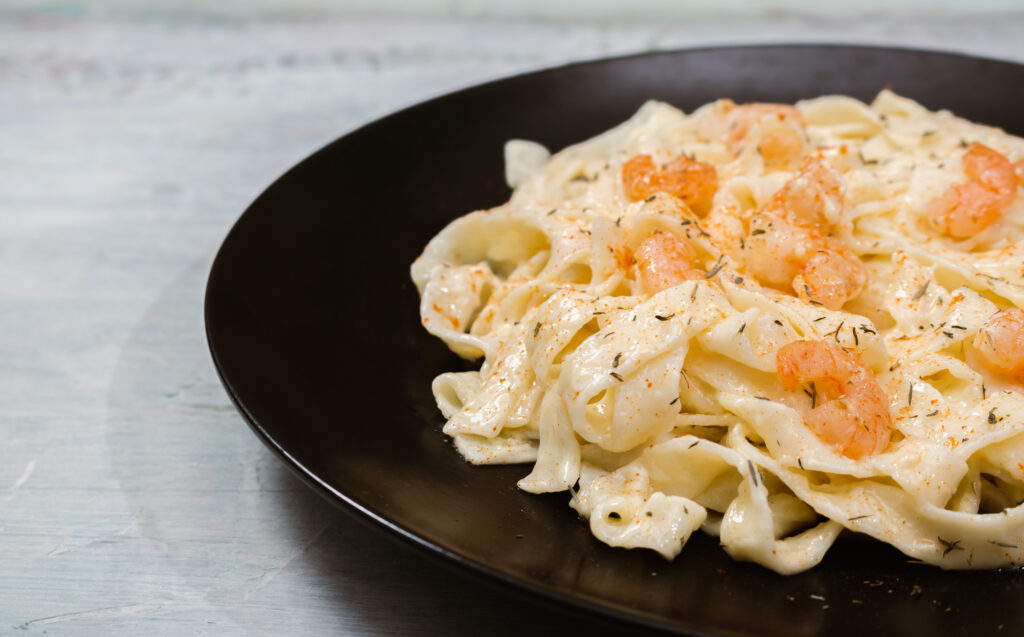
<box><xmin>757</xmin><ymin>129</ymin><xmax>806</xmax><ymax>164</ymax></box>
<box><xmin>635</xmin><ymin>232</ymin><xmax>704</xmax><ymax>294</ymax></box>
<box><xmin>792</xmin><ymin>239</ymin><xmax>868</xmax><ymax>310</ymax></box>
<box><xmin>974</xmin><ymin>308</ymin><xmax>1024</xmax><ymax>382</ymax></box>
<box><xmin>724</xmin><ymin>102</ymin><xmax>805</xmax><ymax>162</ymax></box>
<box><xmin>622</xmin><ymin>154</ymin><xmax>719</xmax><ymax>211</ymax></box>
<box><xmin>740</xmin><ymin>212</ymin><xmax>806</xmax><ymax>286</ymax></box>
<box><xmin>926</xmin><ymin>143</ymin><xmax>1019</xmax><ymax>238</ymax></box>
<box><xmin>777</xmin><ymin>340</ymin><xmax>892</xmax><ymax>459</ymax></box>
<box><xmin>741</xmin><ymin>159</ymin><xmax>866</xmax><ymax>309</ymax></box>
<box><xmin>768</xmin><ymin>157</ymin><xmax>844</xmax><ymax>228</ymax></box>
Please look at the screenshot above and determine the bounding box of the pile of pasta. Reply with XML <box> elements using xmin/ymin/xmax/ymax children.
<box><xmin>410</xmin><ymin>91</ymin><xmax>1024</xmax><ymax>573</ymax></box>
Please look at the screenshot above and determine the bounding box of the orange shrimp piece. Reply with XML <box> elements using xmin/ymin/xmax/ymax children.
<box><xmin>768</xmin><ymin>157</ymin><xmax>843</xmax><ymax>228</ymax></box>
<box><xmin>792</xmin><ymin>239</ymin><xmax>867</xmax><ymax>310</ymax></box>
<box><xmin>725</xmin><ymin>103</ymin><xmax>805</xmax><ymax>154</ymax></box>
<box><xmin>926</xmin><ymin>143</ymin><xmax>1019</xmax><ymax>238</ymax></box>
<box><xmin>777</xmin><ymin>340</ymin><xmax>892</xmax><ymax>459</ymax></box>
<box><xmin>757</xmin><ymin>129</ymin><xmax>805</xmax><ymax>164</ymax></box>
<box><xmin>741</xmin><ymin>214</ymin><xmax>806</xmax><ymax>287</ymax></box>
<box><xmin>742</xmin><ymin>159</ymin><xmax>866</xmax><ymax>309</ymax></box>
<box><xmin>973</xmin><ymin>308</ymin><xmax>1024</xmax><ymax>382</ymax></box>
<box><xmin>635</xmin><ymin>232</ymin><xmax>703</xmax><ymax>295</ymax></box>
<box><xmin>622</xmin><ymin>154</ymin><xmax>718</xmax><ymax>209</ymax></box>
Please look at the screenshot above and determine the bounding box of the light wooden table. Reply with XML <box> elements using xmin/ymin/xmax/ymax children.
<box><xmin>4</xmin><ymin>6</ymin><xmax>1024</xmax><ymax>635</ymax></box>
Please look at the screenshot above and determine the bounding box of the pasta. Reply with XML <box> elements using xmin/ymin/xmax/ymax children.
<box><xmin>410</xmin><ymin>91</ymin><xmax>1024</xmax><ymax>574</ymax></box>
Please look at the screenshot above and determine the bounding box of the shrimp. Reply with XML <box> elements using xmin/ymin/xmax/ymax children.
<box><xmin>726</xmin><ymin>102</ymin><xmax>803</xmax><ymax>137</ymax></box>
<box><xmin>621</xmin><ymin>154</ymin><xmax>718</xmax><ymax>210</ymax></box>
<box><xmin>974</xmin><ymin>308</ymin><xmax>1024</xmax><ymax>382</ymax></box>
<box><xmin>768</xmin><ymin>157</ymin><xmax>844</xmax><ymax>228</ymax></box>
<box><xmin>635</xmin><ymin>232</ymin><xmax>704</xmax><ymax>295</ymax></box>
<box><xmin>741</xmin><ymin>212</ymin><xmax>806</xmax><ymax>287</ymax></box>
<box><xmin>777</xmin><ymin>340</ymin><xmax>892</xmax><ymax>459</ymax></box>
<box><xmin>740</xmin><ymin>159</ymin><xmax>866</xmax><ymax>309</ymax></box>
<box><xmin>757</xmin><ymin>129</ymin><xmax>806</xmax><ymax>165</ymax></box>
<box><xmin>792</xmin><ymin>239</ymin><xmax>867</xmax><ymax>310</ymax></box>
<box><xmin>926</xmin><ymin>143</ymin><xmax>1019</xmax><ymax>238</ymax></box>
<box><xmin>723</xmin><ymin>102</ymin><xmax>806</xmax><ymax>163</ymax></box>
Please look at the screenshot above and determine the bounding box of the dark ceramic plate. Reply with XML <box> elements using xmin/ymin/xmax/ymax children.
<box><xmin>205</xmin><ymin>45</ymin><xmax>1024</xmax><ymax>636</ymax></box>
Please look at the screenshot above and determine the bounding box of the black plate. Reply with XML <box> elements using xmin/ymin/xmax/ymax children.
<box><xmin>205</xmin><ymin>45</ymin><xmax>1024</xmax><ymax>636</ymax></box>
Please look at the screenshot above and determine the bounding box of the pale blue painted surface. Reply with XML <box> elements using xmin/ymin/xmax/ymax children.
<box><xmin>5</xmin><ymin>0</ymin><xmax>1024</xmax><ymax>19</ymax></box>
<box><xmin>1</xmin><ymin>6</ymin><xmax>1023</xmax><ymax>635</ymax></box>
